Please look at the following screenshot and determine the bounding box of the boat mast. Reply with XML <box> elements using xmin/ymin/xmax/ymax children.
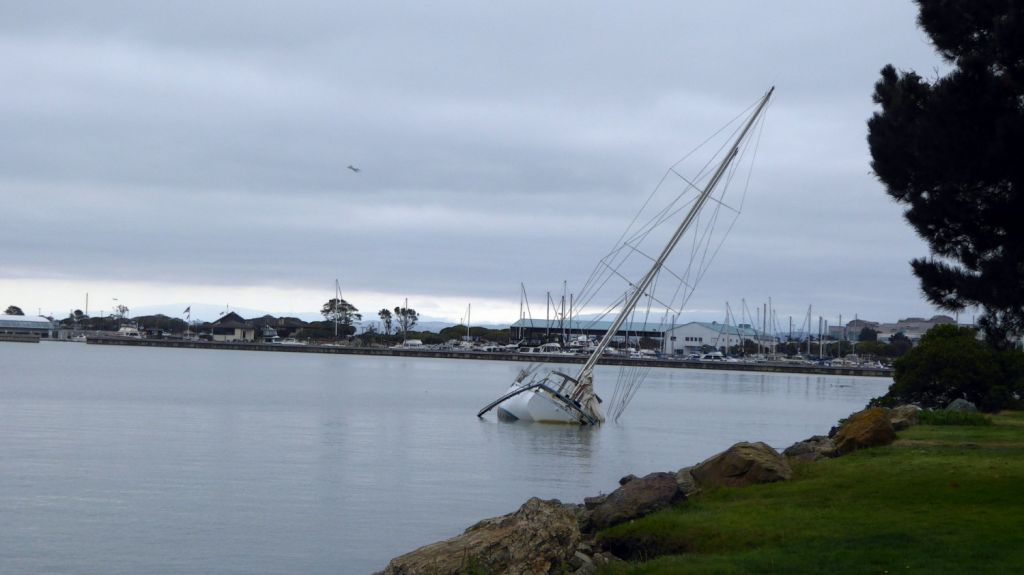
<box><xmin>576</xmin><ymin>87</ymin><xmax>774</xmax><ymax>381</ymax></box>
<box><xmin>518</xmin><ymin>285</ymin><xmax>524</xmax><ymax>342</ymax></box>
<box><xmin>334</xmin><ymin>279</ymin><xmax>341</xmax><ymax>338</ymax></box>
<box><xmin>545</xmin><ymin>291</ymin><xmax>550</xmax><ymax>340</ymax></box>
<box><xmin>762</xmin><ymin>303</ymin><xmax>767</xmax><ymax>357</ymax></box>
<box><xmin>569</xmin><ymin>292</ymin><xmax>574</xmax><ymax>345</ymax></box>
<box><xmin>806</xmin><ymin>304</ymin><xmax>812</xmax><ymax>356</ymax></box>
<box><xmin>560</xmin><ymin>280</ymin><xmax>567</xmax><ymax>345</ymax></box>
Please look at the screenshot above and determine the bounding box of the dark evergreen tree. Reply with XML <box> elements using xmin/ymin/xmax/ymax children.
<box><xmin>393</xmin><ymin>306</ymin><xmax>418</xmax><ymax>335</ymax></box>
<box><xmin>321</xmin><ymin>298</ymin><xmax>361</xmax><ymax>328</ymax></box>
<box><xmin>378</xmin><ymin>308</ymin><xmax>393</xmax><ymax>335</ymax></box>
<box><xmin>858</xmin><ymin>327</ymin><xmax>879</xmax><ymax>342</ymax></box>
<box><xmin>867</xmin><ymin>0</ymin><xmax>1024</xmax><ymax>347</ymax></box>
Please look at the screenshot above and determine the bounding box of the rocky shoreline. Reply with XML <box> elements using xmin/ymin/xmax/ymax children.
<box><xmin>379</xmin><ymin>403</ymin><xmax>930</xmax><ymax>574</ymax></box>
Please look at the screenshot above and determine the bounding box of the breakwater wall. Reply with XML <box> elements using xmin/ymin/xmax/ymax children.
<box><xmin>85</xmin><ymin>337</ymin><xmax>893</xmax><ymax>378</ymax></box>
<box><xmin>0</xmin><ymin>334</ymin><xmax>41</xmax><ymax>343</ymax></box>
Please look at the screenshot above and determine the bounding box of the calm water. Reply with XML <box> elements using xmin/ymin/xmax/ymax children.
<box><xmin>0</xmin><ymin>342</ymin><xmax>891</xmax><ymax>573</ymax></box>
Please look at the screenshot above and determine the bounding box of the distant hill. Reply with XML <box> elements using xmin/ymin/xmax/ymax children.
<box><xmin>129</xmin><ymin>303</ymin><xmax>306</xmax><ymax>323</ymax></box>
<box><xmin>359</xmin><ymin>319</ymin><xmax>510</xmax><ymax>334</ymax></box>
<box><xmin>129</xmin><ymin>303</ymin><xmax>509</xmax><ymax>332</ymax></box>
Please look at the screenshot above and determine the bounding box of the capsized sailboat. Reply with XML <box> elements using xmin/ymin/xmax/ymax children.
<box><xmin>478</xmin><ymin>87</ymin><xmax>774</xmax><ymax>424</ymax></box>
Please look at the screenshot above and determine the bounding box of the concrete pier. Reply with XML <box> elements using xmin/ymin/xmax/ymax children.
<box><xmin>0</xmin><ymin>334</ymin><xmax>41</xmax><ymax>343</ymax></box>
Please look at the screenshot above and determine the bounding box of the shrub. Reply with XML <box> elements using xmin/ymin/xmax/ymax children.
<box><xmin>869</xmin><ymin>325</ymin><xmax>1024</xmax><ymax>412</ymax></box>
<box><xmin>885</xmin><ymin>325</ymin><xmax>998</xmax><ymax>408</ymax></box>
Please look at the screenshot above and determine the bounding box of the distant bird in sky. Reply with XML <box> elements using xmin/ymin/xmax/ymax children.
<box><xmin>347</xmin><ymin>165</ymin><xmax>361</xmax><ymax>173</ymax></box>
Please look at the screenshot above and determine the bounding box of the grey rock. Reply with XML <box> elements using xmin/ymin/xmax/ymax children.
<box><xmin>783</xmin><ymin>435</ymin><xmax>837</xmax><ymax>462</ymax></box>
<box><xmin>946</xmin><ymin>398</ymin><xmax>978</xmax><ymax>413</ymax></box>
<box><xmin>569</xmin><ymin>550</ymin><xmax>593</xmax><ymax>569</ymax></box>
<box><xmin>583</xmin><ymin>494</ymin><xmax>607</xmax><ymax>510</ymax></box>
<box><xmin>674</xmin><ymin>466</ymin><xmax>701</xmax><ymax>497</ymax></box>
<box><xmin>383</xmin><ymin>497</ymin><xmax>580</xmax><ymax>575</ymax></box>
<box><xmin>890</xmin><ymin>404</ymin><xmax>922</xmax><ymax>430</ymax></box>
<box><xmin>619</xmin><ymin>473</ymin><xmax>638</xmax><ymax>486</ymax></box>
<box><xmin>574</xmin><ymin>563</ymin><xmax>597</xmax><ymax>575</ymax></box>
<box><xmin>589</xmin><ymin>472</ymin><xmax>683</xmax><ymax>530</ymax></box>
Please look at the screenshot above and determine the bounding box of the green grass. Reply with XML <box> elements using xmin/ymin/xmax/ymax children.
<box><xmin>597</xmin><ymin>411</ymin><xmax>1024</xmax><ymax>574</ymax></box>
<box><xmin>918</xmin><ymin>409</ymin><xmax>993</xmax><ymax>426</ymax></box>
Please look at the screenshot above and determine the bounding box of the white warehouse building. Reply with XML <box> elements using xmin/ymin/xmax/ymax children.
<box><xmin>0</xmin><ymin>314</ymin><xmax>57</xmax><ymax>338</ymax></box>
<box><xmin>664</xmin><ymin>321</ymin><xmax>775</xmax><ymax>356</ymax></box>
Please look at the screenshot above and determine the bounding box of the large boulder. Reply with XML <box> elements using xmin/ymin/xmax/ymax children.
<box><xmin>889</xmin><ymin>404</ymin><xmax>922</xmax><ymax>430</ymax></box>
<box><xmin>690</xmin><ymin>441</ymin><xmax>792</xmax><ymax>489</ymax></box>
<box><xmin>833</xmin><ymin>408</ymin><xmax>896</xmax><ymax>455</ymax></box>
<box><xmin>783</xmin><ymin>435</ymin><xmax>837</xmax><ymax>462</ymax></box>
<box><xmin>588</xmin><ymin>472</ymin><xmax>683</xmax><ymax>530</ymax></box>
<box><xmin>946</xmin><ymin>398</ymin><xmax>978</xmax><ymax>413</ymax></box>
<box><xmin>383</xmin><ymin>497</ymin><xmax>580</xmax><ymax>575</ymax></box>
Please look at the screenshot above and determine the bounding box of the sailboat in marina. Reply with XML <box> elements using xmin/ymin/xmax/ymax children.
<box><xmin>477</xmin><ymin>87</ymin><xmax>774</xmax><ymax>424</ymax></box>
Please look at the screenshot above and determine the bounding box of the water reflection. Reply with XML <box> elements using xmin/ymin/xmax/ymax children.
<box><xmin>480</xmin><ymin>419</ymin><xmax>595</xmax><ymax>458</ymax></box>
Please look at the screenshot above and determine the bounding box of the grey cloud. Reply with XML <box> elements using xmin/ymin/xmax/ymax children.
<box><xmin>1</xmin><ymin>1</ymin><xmax>947</xmax><ymax>321</ymax></box>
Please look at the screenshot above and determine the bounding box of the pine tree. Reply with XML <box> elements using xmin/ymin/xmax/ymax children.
<box><xmin>867</xmin><ymin>0</ymin><xmax>1024</xmax><ymax>347</ymax></box>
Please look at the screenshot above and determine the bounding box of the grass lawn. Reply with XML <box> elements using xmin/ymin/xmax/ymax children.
<box><xmin>597</xmin><ymin>411</ymin><xmax>1024</xmax><ymax>574</ymax></box>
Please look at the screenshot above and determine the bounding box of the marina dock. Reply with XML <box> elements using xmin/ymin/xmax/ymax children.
<box><xmin>0</xmin><ymin>334</ymin><xmax>40</xmax><ymax>343</ymax></box>
<box><xmin>84</xmin><ymin>336</ymin><xmax>893</xmax><ymax>377</ymax></box>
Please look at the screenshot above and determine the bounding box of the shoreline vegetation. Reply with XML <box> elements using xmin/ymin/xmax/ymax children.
<box><xmin>380</xmin><ymin>405</ymin><xmax>1023</xmax><ymax>574</ymax></box>
<box><xmin>21</xmin><ymin>306</ymin><xmax>926</xmax><ymax>366</ymax></box>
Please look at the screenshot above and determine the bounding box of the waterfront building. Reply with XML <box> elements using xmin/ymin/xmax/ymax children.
<box><xmin>508</xmin><ymin>318</ymin><xmax>774</xmax><ymax>356</ymax></box>
<box><xmin>664</xmin><ymin>321</ymin><xmax>775</xmax><ymax>356</ymax></box>
<box><xmin>509</xmin><ymin>318</ymin><xmax>669</xmax><ymax>347</ymax></box>
<box><xmin>210</xmin><ymin>312</ymin><xmax>256</xmax><ymax>342</ymax></box>
<box><xmin>249</xmin><ymin>315</ymin><xmax>307</xmax><ymax>339</ymax></box>
<box><xmin>844</xmin><ymin>319</ymin><xmax>880</xmax><ymax>341</ymax></box>
<box><xmin>0</xmin><ymin>314</ymin><xmax>57</xmax><ymax>338</ymax></box>
<box><xmin>869</xmin><ymin>315</ymin><xmax>956</xmax><ymax>343</ymax></box>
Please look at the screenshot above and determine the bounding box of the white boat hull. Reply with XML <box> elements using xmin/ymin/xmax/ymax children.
<box><xmin>495</xmin><ymin>383</ymin><xmax>584</xmax><ymax>424</ymax></box>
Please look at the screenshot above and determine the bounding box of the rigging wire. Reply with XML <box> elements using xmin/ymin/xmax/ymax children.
<box><xmin>602</xmin><ymin>98</ymin><xmax>771</xmax><ymax>422</ymax></box>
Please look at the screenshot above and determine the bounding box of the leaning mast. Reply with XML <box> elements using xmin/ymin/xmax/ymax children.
<box><xmin>575</xmin><ymin>87</ymin><xmax>775</xmax><ymax>388</ymax></box>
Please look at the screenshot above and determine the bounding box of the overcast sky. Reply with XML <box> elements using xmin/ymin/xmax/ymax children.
<box><xmin>1</xmin><ymin>1</ymin><xmax>964</xmax><ymax>326</ymax></box>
